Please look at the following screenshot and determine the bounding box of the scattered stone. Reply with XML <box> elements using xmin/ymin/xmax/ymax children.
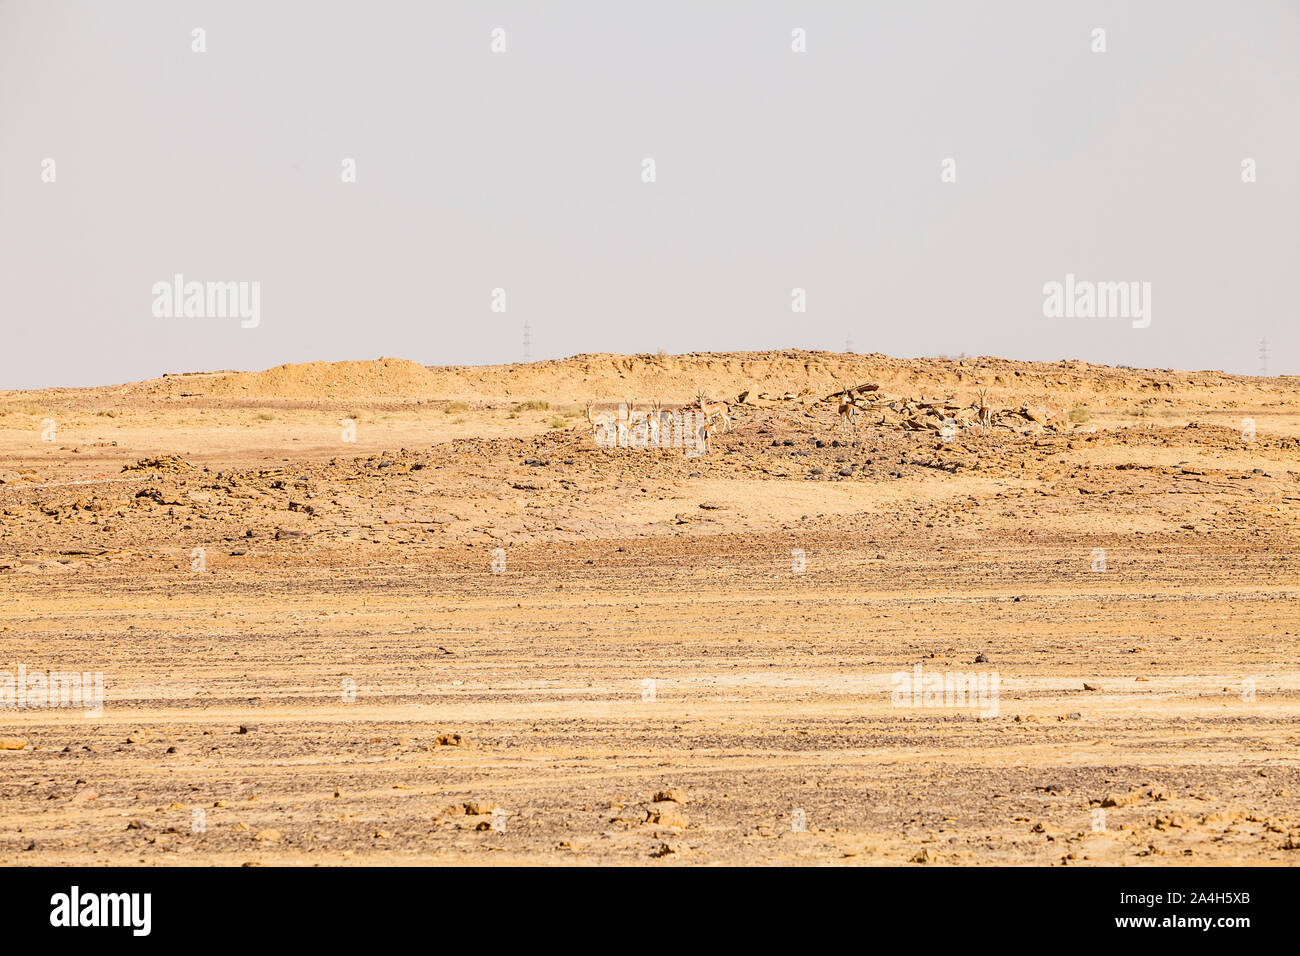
<box><xmin>651</xmin><ymin>841</ymin><xmax>688</xmax><ymax>858</ymax></box>
<box><xmin>1100</xmin><ymin>791</ymin><xmax>1143</xmax><ymax>808</ymax></box>
<box><xmin>122</xmin><ymin>455</ymin><xmax>191</xmax><ymax>473</ymax></box>
<box><xmin>646</xmin><ymin>803</ymin><xmax>689</xmax><ymax>828</ymax></box>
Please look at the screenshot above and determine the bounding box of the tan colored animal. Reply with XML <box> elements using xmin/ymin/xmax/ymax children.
<box><xmin>585</xmin><ymin>399</ymin><xmax>619</xmax><ymax>445</ymax></box>
<box><xmin>837</xmin><ymin>386</ymin><xmax>857</xmax><ymax>435</ymax></box>
<box><xmin>695</xmin><ymin>418</ymin><xmax>713</xmax><ymax>455</ymax></box>
<box><xmin>648</xmin><ymin>399</ymin><xmax>669</xmax><ymax>444</ymax></box>
<box><xmin>975</xmin><ymin>389</ymin><xmax>992</xmax><ymax>433</ymax></box>
<box><xmin>695</xmin><ymin>391</ymin><xmax>731</xmax><ymax>434</ymax></box>
<box><xmin>624</xmin><ymin>398</ymin><xmax>649</xmax><ymax>444</ymax></box>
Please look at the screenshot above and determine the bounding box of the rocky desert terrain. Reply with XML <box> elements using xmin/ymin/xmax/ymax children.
<box><xmin>1</xmin><ymin>350</ymin><xmax>1297</xmax><ymax>865</ymax></box>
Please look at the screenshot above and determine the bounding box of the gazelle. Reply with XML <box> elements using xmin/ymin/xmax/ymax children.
<box><xmin>694</xmin><ymin>418</ymin><xmax>713</xmax><ymax>455</ymax></box>
<box><xmin>647</xmin><ymin>399</ymin><xmax>668</xmax><ymax>445</ymax></box>
<box><xmin>695</xmin><ymin>391</ymin><xmax>731</xmax><ymax>434</ymax></box>
<box><xmin>624</xmin><ymin>397</ymin><xmax>649</xmax><ymax>445</ymax></box>
<box><xmin>837</xmin><ymin>386</ymin><xmax>857</xmax><ymax>435</ymax></box>
<box><xmin>586</xmin><ymin>399</ymin><xmax>618</xmax><ymax>446</ymax></box>
<box><xmin>975</xmin><ymin>389</ymin><xmax>992</xmax><ymax>434</ymax></box>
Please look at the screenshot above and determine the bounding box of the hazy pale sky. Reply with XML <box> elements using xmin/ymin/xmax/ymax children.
<box><xmin>2</xmin><ymin>0</ymin><xmax>1297</xmax><ymax>388</ymax></box>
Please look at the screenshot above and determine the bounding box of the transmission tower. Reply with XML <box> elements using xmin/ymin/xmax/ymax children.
<box><xmin>1258</xmin><ymin>337</ymin><xmax>1269</xmax><ymax>376</ymax></box>
<box><xmin>522</xmin><ymin>320</ymin><xmax>533</xmax><ymax>363</ymax></box>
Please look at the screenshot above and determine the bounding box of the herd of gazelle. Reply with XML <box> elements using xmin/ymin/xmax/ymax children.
<box><xmin>585</xmin><ymin>385</ymin><xmax>997</xmax><ymax>449</ymax></box>
<box><xmin>583</xmin><ymin>392</ymin><xmax>732</xmax><ymax>451</ymax></box>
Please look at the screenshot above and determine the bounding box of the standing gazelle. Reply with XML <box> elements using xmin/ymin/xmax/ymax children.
<box><xmin>647</xmin><ymin>399</ymin><xmax>668</xmax><ymax>445</ymax></box>
<box><xmin>695</xmin><ymin>391</ymin><xmax>731</xmax><ymax>434</ymax></box>
<box><xmin>837</xmin><ymin>386</ymin><xmax>857</xmax><ymax>435</ymax></box>
<box><xmin>624</xmin><ymin>398</ymin><xmax>649</xmax><ymax>444</ymax></box>
<box><xmin>975</xmin><ymin>388</ymin><xmax>992</xmax><ymax>434</ymax></box>
<box><xmin>695</xmin><ymin>418</ymin><xmax>713</xmax><ymax>455</ymax></box>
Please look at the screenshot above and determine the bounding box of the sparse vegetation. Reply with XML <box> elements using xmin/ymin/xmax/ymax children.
<box><xmin>257</xmin><ymin>412</ymin><xmax>275</xmax><ymax>421</ymax></box>
<box><xmin>0</xmin><ymin>402</ymin><xmax>44</xmax><ymax>416</ymax></box>
<box><xmin>444</xmin><ymin>402</ymin><xmax>469</xmax><ymax>414</ymax></box>
<box><xmin>517</xmin><ymin>400</ymin><xmax>549</xmax><ymax>411</ymax></box>
<box><xmin>1068</xmin><ymin>406</ymin><xmax>1091</xmax><ymax>423</ymax></box>
<box><xmin>549</xmin><ymin>417</ymin><xmax>566</xmax><ymax>429</ymax></box>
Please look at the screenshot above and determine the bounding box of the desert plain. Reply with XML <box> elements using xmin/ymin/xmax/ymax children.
<box><xmin>1</xmin><ymin>350</ymin><xmax>1297</xmax><ymax>865</ymax></box>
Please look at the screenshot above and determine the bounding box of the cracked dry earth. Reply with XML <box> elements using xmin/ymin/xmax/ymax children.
<box><xmin>1</xmin><ymin>351</ymin><xmax>1298</xmax><ymax>866</ymax></box>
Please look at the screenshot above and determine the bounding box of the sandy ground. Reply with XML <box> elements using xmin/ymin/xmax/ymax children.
<box><xmin>1</xmin><ymin>350</ymin><xmax>1297</xmax><ymax>865</ymax></box>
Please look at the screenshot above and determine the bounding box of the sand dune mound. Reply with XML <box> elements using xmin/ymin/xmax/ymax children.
<box><xmin>138</xmin><ymin>357</ymin><xmax>442</xmax><ymax>401</ymax></box>
<box><xmin>409</xmin><ymin>350</ymin><xmax>1255</xmax><ymax>407</ymax></box>
<box><xmin>18</xmin><ymin>350</ymin><xmax>1282</xmax><ymax>408</ymax></box>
